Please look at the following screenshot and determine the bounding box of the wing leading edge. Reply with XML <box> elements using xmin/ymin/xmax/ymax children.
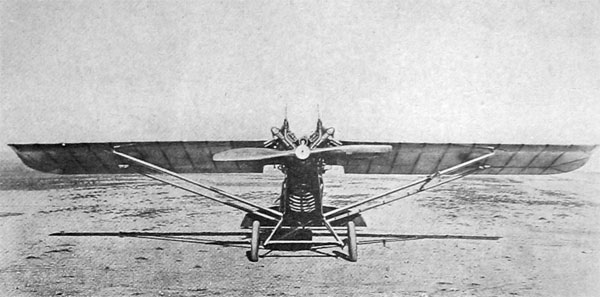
<box><xmin>8</xmin><ymin>141</ymin><xmax>269</xmax><ymax>174</ymax></box>
<box><xmin>329</xmin><ymin>142</ymin><xmax>597</xmax><ymax>175</ymax></box>
<box><xmin>8</xmin><ymin>141</ymin><xmax>596</xmax><ymax>175</ymax></box>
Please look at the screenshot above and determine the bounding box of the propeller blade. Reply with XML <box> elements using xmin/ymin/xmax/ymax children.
<box><xmin>311</xmin><ymin>144</ymin><xmax>392</xmax><ymax>155</ymax></box>
<box><xmin>213</xmin><ymin>148</ymin><xmax>295</xmax><ymax>162</ymax></box>
<box><xmin>213</xmin><ymin>144</ymin><xmax>392</xmax><ymax>162</ymax></box>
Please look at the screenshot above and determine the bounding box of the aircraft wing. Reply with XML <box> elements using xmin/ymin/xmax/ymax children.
<box><xmin>326</xmin><ymin>142</ymin><xmax>597</xmax><ymax>175</ymax></box>
<box><xmin>8</xmin><ymin>141</ymin><xmax>270</xmax><ymax>174</ymax></box>
<box><xmin>8</xmin><ymin>141</ymin><xmax>596</xmax><ymax>175</ymax></box>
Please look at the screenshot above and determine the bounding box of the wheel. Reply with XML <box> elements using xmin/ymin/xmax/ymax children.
<box><xmin>347</xmin><ymin>220</ymin><xmax>358</xmax><ymax>262</ymax></box>
<box><xmin>249</xmin><ymin>220</ymin><xmax>260</xmax><ymax>262</ymax></box>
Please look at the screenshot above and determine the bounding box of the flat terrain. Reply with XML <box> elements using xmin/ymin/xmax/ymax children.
<box><xmin>0</xmin><ymin>170</ymin><xmax>599</xmax><ymax>296</ymax></box>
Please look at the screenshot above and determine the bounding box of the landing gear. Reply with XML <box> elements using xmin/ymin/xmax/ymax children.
<box><xmin>249</xmin><ymin>220</ymin><xmax>260</xmax><ymax>262</ymax></box>
<box><xmin>346</xmin><ymin>220</ymin><xmax>357</xmax><ymax>262</ymax></box>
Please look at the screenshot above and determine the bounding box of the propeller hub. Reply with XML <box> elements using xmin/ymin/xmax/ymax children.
<box><xmin>294</xmin><ymin>144</ymin><xmax>311</xmax><ymax>160</ymax></box>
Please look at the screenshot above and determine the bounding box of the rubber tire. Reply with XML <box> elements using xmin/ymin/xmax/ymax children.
<box><xmin>347</xmin><ymin>220</ymin><xmax>358</xmax><ymax>262</ymax></box>
<box><xmin>249</xmin><ymin>220</ymin><xmax>260</xmax><ymax>262</ymax></box>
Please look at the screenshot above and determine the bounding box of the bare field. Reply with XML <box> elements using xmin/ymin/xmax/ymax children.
<box><xmin>1</xmin><ymin>171</ymin><xmax>599</xmax><ymax>296</ymax></box>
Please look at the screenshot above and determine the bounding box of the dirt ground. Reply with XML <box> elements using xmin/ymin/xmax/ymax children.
<box><xmin>1</xmin><ymin>171</ymin><xmax>599</xmax><ymax>296</ymax></box>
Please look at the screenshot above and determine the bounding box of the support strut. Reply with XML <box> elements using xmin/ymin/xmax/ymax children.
<box><xmin>325</xmin><ymin>151</ymin><xmax>496</xmax><ymax>224</ymax></box>
<box><xmin>112</xmin><ymin>149</ymin><xmax>282</xmax><ymax>220</ymax></box>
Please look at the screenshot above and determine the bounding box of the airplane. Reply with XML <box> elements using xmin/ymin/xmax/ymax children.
<box><xmin>8</xmin><ymin>118</ymin><xmax>597</xmax><ymax>262</ymax></box>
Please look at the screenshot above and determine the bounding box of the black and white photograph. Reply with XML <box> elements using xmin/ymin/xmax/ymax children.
<box><xmin>1</xmin><ymin>1</ymin><xmax>599</xmax><ymax>296</ymax></box>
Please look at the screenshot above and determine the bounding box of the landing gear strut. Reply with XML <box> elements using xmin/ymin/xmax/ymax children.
<box><xmin>249</xmin><ymin>220</ymin><xmax>260</xmax><ymax>262</ymax></box>
<box><xmin>347</xmin><ymin>220</ymin><xmax>357</xmax><ymax>262</ymax></box>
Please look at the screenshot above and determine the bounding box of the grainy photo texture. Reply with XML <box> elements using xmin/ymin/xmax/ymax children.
<box><xmin>1</xmin><ymin>1</ymin><xmax>599</xmax><ymax>296</ymax></box>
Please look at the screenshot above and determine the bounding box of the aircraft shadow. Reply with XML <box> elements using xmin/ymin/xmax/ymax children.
<box><xmin>50</xmin><ymin>231</ymin><xmax>501</xmax><ymax>261</ymax></box>
<box><xmin>50</xmin><ymin>231</ymin><xmax>252</xmax><ymax>249</ymax></box>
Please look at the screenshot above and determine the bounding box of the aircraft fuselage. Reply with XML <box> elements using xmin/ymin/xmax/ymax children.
<box><xmin>279</xmin><ymin>157</ymin><xmax>325</xmax><ymax>226</ymax></box>
<box><xmin>240</xmin><ymin>118</ymin><xmax>363</xmax><ymax>229</ymax></box>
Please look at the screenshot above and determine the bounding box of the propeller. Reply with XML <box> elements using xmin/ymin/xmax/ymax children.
<box><xmin>213</xmin><ymin>144</ymin><xmax>392</xmax><ymax>162</ymax></box>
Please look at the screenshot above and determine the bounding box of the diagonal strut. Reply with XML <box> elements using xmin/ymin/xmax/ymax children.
<box><xmin>324</xmin><ymin>151</ymin><xmax>496</xmax><ymax>223</ymax></box>
<box><xmin>112</xmin><ymin>149</ymin><xmax>283</xmax><ymax>219</ymax></box>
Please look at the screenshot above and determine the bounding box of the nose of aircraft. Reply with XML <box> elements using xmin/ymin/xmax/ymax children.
<box><xmin>294</xmin><ymin>144</ymin><xmax>311</xmax><ymax>160</ymax></box>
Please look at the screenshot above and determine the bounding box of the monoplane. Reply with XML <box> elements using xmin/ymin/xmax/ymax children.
<box><xmin>9</xmin><ymin>118</ymin><xmax>596</xmax><ymax>261</ymax></box>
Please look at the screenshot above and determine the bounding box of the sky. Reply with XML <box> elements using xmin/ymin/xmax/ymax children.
<box><xmin>1</xmin><ymin>1</ymin><xmax>599</xmax><ymax>169</ymax></box>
